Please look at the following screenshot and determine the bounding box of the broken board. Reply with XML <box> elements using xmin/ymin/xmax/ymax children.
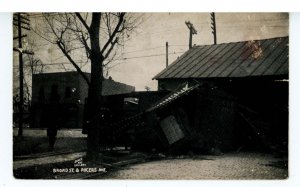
<box><xmin>159</xmin><ymin>115</ymin><xmax>185</xmax><ymax>145</ymax></box>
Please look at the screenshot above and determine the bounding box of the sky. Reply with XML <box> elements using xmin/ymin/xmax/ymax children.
<box><xmin>13</xmin><ymin>13</ymin><xmax>289</xmax><ymax>93</ymax></box>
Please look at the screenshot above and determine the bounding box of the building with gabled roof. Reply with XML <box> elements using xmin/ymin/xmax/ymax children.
<box><xmin>150</xmin><ymin>36</ymin><xmax>288</xmax><ymax>153</ymax></box>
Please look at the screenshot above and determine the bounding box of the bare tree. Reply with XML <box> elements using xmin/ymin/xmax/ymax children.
<box><xmin>32</xmin><ymin>12</ymin><xmax>142</xmax><ymax>160</ymax></box>
<box><xmin>22</xmin><ymin>55</ymin><xmax>44</xmax><ymax>103</ymax></box>
<box><xmin>22</xmin><ymin>37</ymin><xmax>45</xmax><ymax>103</ymax></box>
<box><xmin>13</xmin><ymin>23</ymin><xmax>45</xmax><ymax>127</ymax></box>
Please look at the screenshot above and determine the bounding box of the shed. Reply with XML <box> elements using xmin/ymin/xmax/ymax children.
<box><xmin>151</xmin><ymin>36</ymin><xmax>288</xmax><ymax>153</ymax></box>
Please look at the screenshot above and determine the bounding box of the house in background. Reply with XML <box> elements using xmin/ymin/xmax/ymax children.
<box><xmin>151</xmin><ymin>36</ymin><xmax>288</xmax><ymax>153</ymax></box>
<box><xmin>31</xmin><ymin>71</ymin><xmax>135</xmax><ymax>128</ymax></box>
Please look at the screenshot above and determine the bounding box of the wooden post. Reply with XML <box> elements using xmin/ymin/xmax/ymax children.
<box><xmin>185</xmin><ymin>21</ymin><xmax>197</xmax><ymax>49</ymax></box>
<box><xmin>166</xmin><ymin>42</ymin><xmax>168</xmax><ymax>67</ymax></box>
<box><xmin>210</xmin><ymin>12</ymin><xmax>217</xmax><ymax>45</ymax></box>
<box><xmin>17</xmin><ymin>13</ymin><xmax>24</xmax><ymax>137</ymax></box>
<box><xmin>13</xmin><ymin>13</ymin><xmax>32</xmax><ymax>137</ymax></box>
<box><xmin>189</xmin><ymin>28</ymin><xmax>192</xmax><ymax>49</ymax></box>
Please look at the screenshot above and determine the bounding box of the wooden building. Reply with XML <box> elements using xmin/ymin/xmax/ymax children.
<box><xmin>150</xmin><ymin>37</ymin><xmax>289</xmax><ymax>153</ymax></box>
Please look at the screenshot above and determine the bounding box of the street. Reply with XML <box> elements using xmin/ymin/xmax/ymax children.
<box><xmin>13</xmin><ymin>128</ymin><xmax>288</xmax><ymax>179</ymax></box>
<box><xmin>101</xmin><ymin>152</ymin><xmax>288</xmax><ymax>180</ymax></box>
<box><xmin>13</xmin><ymin>128</ymin><xmax>86</xmax><ymax>138</ymax></box>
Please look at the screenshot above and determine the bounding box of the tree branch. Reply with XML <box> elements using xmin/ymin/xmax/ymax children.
<box><xmin>75</xmin><ymin>13</ymin><xmax>90</xmax><ymax>32</ymax></box>
<box><xmin>103</xmin><ymin>50</ymin><xmax>117</xmax><ymax>67</ymax></box>
<box><xmin>104</xmin><ymin>13</ymin><xmax>112</xmax><ymax>37</ymax></box>
<box><xmin>80</xmin><ymin>32</ymin><xmax>91</xmax><ymax>56</ymax></box>
<box><xmin>57</xmin><ymin>40</ymin><xmax>91</xmax><ymax>86</ymax></box>
<box><xmin>104</xmin><ymin>37</ymin><xmax>118</xmax><ymax>59</ymax></box>
<box><xmin>30</xmin><ymin>26</ymin><xmax>56</xmax><ymax>44</ymax></box>
<box><xmin>100</xmin><ymin>13</ymin><xmax>125</xmax><ymax>55</ymax></box>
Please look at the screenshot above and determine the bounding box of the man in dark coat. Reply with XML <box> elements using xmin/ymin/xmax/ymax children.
<box><xmin>47</xmin><ymin>85</ymin><xmax>60</xmax><ymax>151</ymax></box>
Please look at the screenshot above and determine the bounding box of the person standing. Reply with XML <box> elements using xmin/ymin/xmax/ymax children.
<box><xmin>47</xmin><ymin>85</ymin><xmax>60</xmax><ymax>151</ymax></box>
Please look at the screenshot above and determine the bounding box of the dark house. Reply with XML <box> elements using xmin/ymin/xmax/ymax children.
<box><xmin>31</xmin><ymin>71</ymin><xmax>135</xmax><ymax>128</ymax></box>
<box><xmin>150</xmin><ymin>37</ymin><xmax>288</xmax><ymax>153</ymax></box>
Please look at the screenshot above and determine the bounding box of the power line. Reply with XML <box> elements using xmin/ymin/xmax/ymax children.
<box><xmin>216</xmin><ymin>17</ymin><xmax>288</xmax><ymax>22</ymax></box>
<box><xmin>120</xmin><ymin>46</ymin><xmax>165</xmax><ymax>54</ymax></box>
<box><xmin>215</xmin><ymin>24</ymin><xmax>288</xmax><ymax>28</ymax></box>
<box><xmin>108</xmin><ymin>51</ymin><xmax>185</xmax><ymax>69</ymax></box>
<box><xmin>169</xmin><ymin>44</ymin><xmax>188</xmax><ymax>47</ymax></box>
<box><xmin>114</xmin><ymin>51</ymin><xmax>185</xmax><ymax>61</ymax></box>
<box><xmin>121</xmin><ymin>45</ymin><xmax>187</xmax><ymax>54</ymax></box>
<box><xmin>27</xmin><ymin>13</ymin><xmax>62</xmax><ymax>18</ymax></box>
<box><xmin>13</xmin><ymin>51</ymin><xmax>186</xmax><ymax>68</ymax></box>
<box><xmin>134</xmin><ymin>23</ymin><xmax>287</xmax><ymax>39</ymax></box>
<box><xmin>120</xmin><ymin>45</ymin><xmax>186</xmax><ymax>54</ymax></box>
<box><xmin>13</xmin><ymin>61</ymin><xmax>85</xmax><ymax>68</ymax></box>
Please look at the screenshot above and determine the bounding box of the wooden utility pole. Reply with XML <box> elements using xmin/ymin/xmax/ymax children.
<box><xmin>166</xmin><ymin>42</ymin><xmax>168</xmax><ymax>67</ymax></box>
<box><xmin>17</xmin><ymin>13</ymin><xmax>24</xmax><ymax>137</ymax></box>
<box><xmin>185</xmin><ymin>21</ymin><xmax>197</xmax><ymax>49</ymax></box>
<box><xmin>13</xmin><ymin>13</ymin><xmax>32</xmax><ymax>137</ymax></box>
<box><xmin>210</xmin><ymin>12</ymin><xmax>217</xmax><ymax>45</ymax></box>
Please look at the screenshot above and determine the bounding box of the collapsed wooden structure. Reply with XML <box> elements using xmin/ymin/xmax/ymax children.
<box><xmin>87</xmin><ymin>80</ymin><xmax>287</xmax><ymax>154</ymax></box>
<box><xmin>89</xmin><ymin>36</ymin><xmax>288</xmax><ymax>154</ymax></box>
<box><xmin>27</xmin><ymin>36</ymin><xmax>288</xmax><ymax>154</ymax></box>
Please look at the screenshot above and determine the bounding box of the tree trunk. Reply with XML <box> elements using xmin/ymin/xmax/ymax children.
<box><xmin>86</xmin><ymin>13</ymin><xmax>103</xmax><ymax>161</ymax></box>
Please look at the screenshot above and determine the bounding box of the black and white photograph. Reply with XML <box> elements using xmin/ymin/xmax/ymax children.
<box><xmin>10</xmin><ymin>12</ymin><xmax>290</xmax><ymax>180</ymax></box>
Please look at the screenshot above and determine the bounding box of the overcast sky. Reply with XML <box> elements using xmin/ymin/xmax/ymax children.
<box><xmin>13</xmin><ymin>13</ymin><xmax>288</xmax><ymax>92</ymax></box>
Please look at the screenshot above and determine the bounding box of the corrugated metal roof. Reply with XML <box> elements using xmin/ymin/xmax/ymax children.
<box><xmin>153</xmin><ymin>37</ymin><xmax>288</xmax><ymax>79</ymax></box>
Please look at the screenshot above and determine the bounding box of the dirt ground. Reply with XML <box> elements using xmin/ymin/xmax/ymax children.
<box><xmin>100</xmin><ymin>152</ymin><xmax>288</xmax><ymax>180</ymax></box>
<box><xmin>13</xmin><ymin>136</ymin><xmax>87</xmax><ymax>156</ymax></box>
<box><xmin>13</xmin><ymin>128</ymin><xmax>87</xmax><ymax>156</ymax></box>
<box><xmin>13</xmin><ymin>128</ymin><xmax>86</xmax><ymax>137</ymax></box>
<box><xmin>13</xmin><ymin>129</ymin><xmax>288</xmax><ymax>180</ymax></box>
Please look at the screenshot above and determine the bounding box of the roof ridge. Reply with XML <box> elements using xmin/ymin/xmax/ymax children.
<box><xmin>193</xmin><ymin>36</ymin><xmax>289</xmax><ymax>47</ymax></box>
<box><xmin>153</xmin><ymin>36</ymin><xmax>288</xmax><ymax>80</ymax></box>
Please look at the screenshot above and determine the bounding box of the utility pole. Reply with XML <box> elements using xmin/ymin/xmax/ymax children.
<box><xmin>166</xmin><ymin>42</ymin><xmax>168</xmax><ymax>67</ymax></box>
<box><xmin>17</xmin><ymin>13</ymin><xmax>24</xmax><ymax>137</ymax></box>
<box><xmin>185</xmin><ymin>21</ymin><xmax>197</xmax><ymax>49</ymax></box>
<box><xmin>210</xmin><ymin>12</ymin><xmax>217</xmax><ymax>45</ymax></box>
<box><xmin>13</xmin><ymin>13</ymin><xmax>33</xmax><ymax>137</ymax></box>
